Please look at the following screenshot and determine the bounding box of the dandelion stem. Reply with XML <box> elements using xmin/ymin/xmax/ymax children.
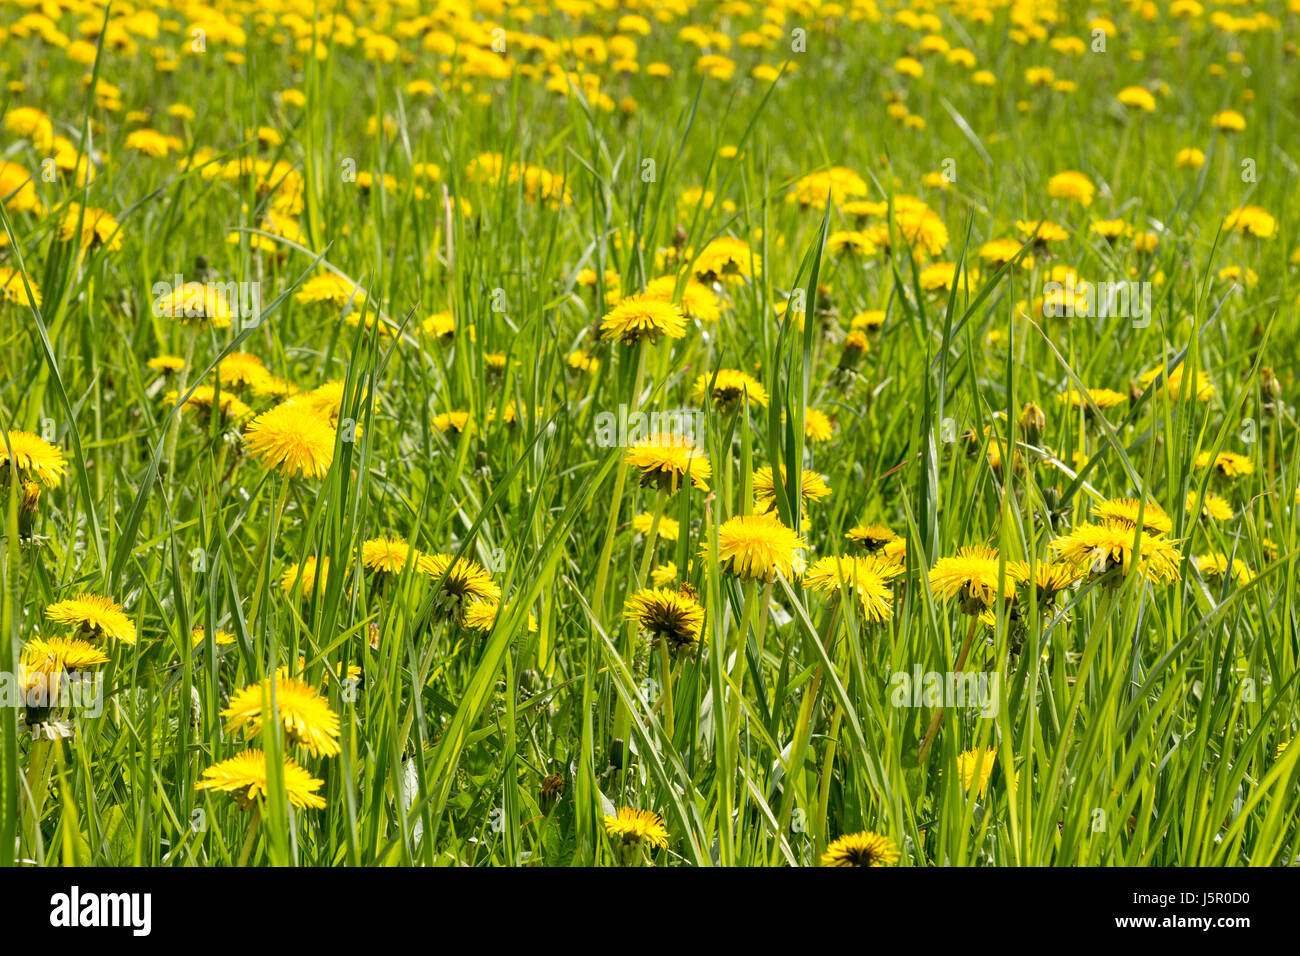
<box><xmin>237</xmin><ymin>802</ymin><xmax>261</xmax><ymax>867</ymax></box>
<box><xmin>592</xmin><ymin>342</ymin><xmax>647</xmax><ymax>615</ymax></box>
<box><xmin>21</xmin><ymin>734</ymin><xmax>54</xmax><ymax>854</ymax></box>
<box><xmin>918</xmin><ymin>614</ymin><xmax>980</xmax><ymax>762</ymax></box>
<box><xmin>162</xmin><ymin>333</ymin><xmax>197</xmax><ymax>484</ymax></box>
<box><xmin>656</xmin><ymin>641</ymin><xmax>675</xmax><ymax>738</ymax></box>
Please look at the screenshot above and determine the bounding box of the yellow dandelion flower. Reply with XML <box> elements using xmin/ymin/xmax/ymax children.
<box><xmin>360</xmin><ymin>536</ymin><xmax>415</xmax><ymax>574</ymax></box>
<box><xmin>1137</xmin><ymin>364</ymin><xmax>1214</xmax><ymax>402</ymax></box>
<box><xmin>1</xmin><ymin>430</ymin><xmax>67</xmax><ymax>487</ymax></box>
<box><xmin>711</xmin><ymin>513</ymin><xmax>806</xmax><ymax>580</ymax></box>
<box><xmin>955</xmin><ymin>747</ymin><xmax>998</xmax><ymax>796</ymax></box>
<box><xmin>624</xmin><ymin>586</ymin><xmax>706</xmax><ymax>654</ymax></box>
<box><xmin>643</xmin><ymin>274</ymin><xmax>721</xmax><ymax>322</ymax></box>
<box><xmin>692</xmin><ymin>369</ymin><xmax>769</xmax><ymax>410</ymax></box>
<box><xmin>301</xmin><ymin>381</ymin><xmax>352</xmax><ymax>423</ymax></box>
<box><xmin>295</xmin><ymin>273</ymin><xmax>365</xmax><ymax>307</ymax></box>
<box><xmin>846</xmin><ymin>524</ymin><xmax>900</xmax><ymax>553</ymax></box>
<box><xmin>154</xmin><ymin>281</ymin><xmax>233</xmax><ymax>328</ymax></box>
<box><xmin>124</xmin><ymin>128</ymin><xmax>177</xmax><ymax>157</ymax></box>
<box><xmin>1007</xmin><ymin>561</ymin><xmax>1081</xmax><ymax>600</ymax></box>
<box><xmin>632</xmin><ymin>512</ymin><xmax>680</xmax><ymax>542</ymax></box>
<box><xmin>1015</xmin><ymin>219</ymin><xmax>1070</xmax><ymax>243</ymax></box>
<box><xmin>21</xmin><ymin>636</ymin><xmax>109</xmax><ymax>675</ymax></box>
<box><xmin>1186</xmin><ymin>491</ymin><xmax>1233</xmax><ymax>522</ymax></box>
<box><xmin>1211</xmin><ymin>109</ymin><xmax>1246</xmax><ymax>132</ymax></box>
<box><xmin>650</xmin><ymin>562</ymin><xmax>678</xmax><ymax>587</ymax></box>
<box><xmin>0</xmin><ymin>266</ymin><xmax>41</xmax><ymax>309</ymax></box>
<box><xmin>1117</xmin><ymin>85</ymin><xmax>1156</xmax><ymax>112</ymax></box>
<box><xmin>1093</xmin><ymin>498</ymin><xmax>1172</xmax><ymax>534</ymax></box>
<box><xmin>1058</xmin><ymin>387</ymin><xmax>1128</xmax><ymax>412</ymax></box>
<box><xmin>802</xmin><ymin>408</ymin><xmax>834</xmax><ymax>442</ymax></box>
<box><xmin>821</xmin><ymin>831</ymin><xmax>900</xmax><ymax>867</ymax></box>
<box><xmin>422</xmin><ymin>310</ymin><xmax>455</xmax><ymax>340</ymax></box>
<box><xmin>1194</xmin><ymin>553</ymin><xmax>1252</xmax><ymax>586</ymax></box>
<box><xmin>893</xmin><ymin>203</ymin><xmax>949</xmax><ymax>257</ymax></box>
<box><xmin>417</xmin><ymin>552</ymin><xmax>502</xmax><ymax>609</ymax></box>
<box><xmin>222</xmin><ymin>677</ymin><xmax>342</xmax><ymax>758</ymax></box>
<box><xmin>45</xmin><ymin>593</ymin><xmax>137</xmax><ymax>644</ymax></box>
<box><xmin>191</xmin><ymin>626</ymin><xmax>236</xmax><ymax>648</ymax></box>
<box><xmin>242</xmin><ymin>401</ymin><xmax>337</xmax><ymax>479</ymax></box>
<box><xmin>58</xmin><ymin>203</ymin><xmax>123</xmax><ymax>251</ymax></box>
<box><xmin>216</xmin><ymin>352</ymin><xmax>268</xmax><ymax>388</ymax></box>
<box><xmin>753</xmin><ymin>466</ymin><xmax>830</xmax><ymax>514</ymax></box>
<box><xmin>1195</xmin><ymin>451</ymin><xmax>1254</xmax><ymax>480</ymax></box>
<box><xmin>166</xmin><ymin>386</ymin><xmax>252</xmax><ymax>422</ymax></box>
<box><xmin>827</xmin><ymin>229</ymin><xmax>878</xmax><ymax>257</ymax></box>
<box><xmin>624</xmin><ymin>433</ymin><xmax>712</xmax><ymax>493</ymax></box>
<box><xmin>462</xmin><ymin>599</ymin><xmax>538</xmax><ymax>633</ymax></box>
<box><xmin>196</xmin><ymin>749</ymin><xmax>326</xmax><ymax>810</ymax></box>
<box><xmin>929</xmin><ymin>546</ymin><xmax>1016</xmax><ymax>613</ymax></box>
<box><xmin>603</xmin><ymin>807</ymin><xmax>669</xmax><ymax>860</ymax></box>
<box><xmin>0</xmin><ymin>161</ymin><xmax>41</xmax><ymax>213</ymax></box>
<box><xmin>692</xmin><ymin>237</ymin><xmax>758</xmax><ymax>282</ymax></box>
<box><xmin>1050</xmin><ymin>522</ymin><xmax>1182</xmax><ymax>583</ymax></box>
<box><xmin>1047</xmin><ymin>170</ymin><xmax>1095</xmax><ymax>206</ymax></box>
<box><xmin>4</xmin><ymin>107</ymin><xmax>54</xmax><ymax>150</ymax></box>
<box><xmin>599</xmin><ymin>293</ymin><xmax>686</xmax><ymax>343</ymax></box>
<box><xmin>433</xmin><ymin>411</ymin><xmax>474</xmax><ymax>436</ymax></box>
<box><xmin>803</xmin><ymin>554</ymin><xmax>900</xmax><ymax>622</ymax></box>
<box><xmin>1223</xmin><ymin>205</ymin><xmax>1275</xmax><ymax>239</ymax></box>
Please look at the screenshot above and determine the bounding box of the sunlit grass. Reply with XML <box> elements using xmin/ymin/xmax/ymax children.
<box><xmin>1</xmin><ymin>0</ymin><xmax>1298</xmax><ymax>868</ymax></box>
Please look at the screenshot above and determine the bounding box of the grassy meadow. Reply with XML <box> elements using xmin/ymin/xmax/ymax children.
<box><xmin>2</xmin><ymin>0</ymin><xmax>1299</xmax><ymax>868</ymax></box>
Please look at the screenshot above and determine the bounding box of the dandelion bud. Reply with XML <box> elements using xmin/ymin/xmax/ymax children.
<box><xmin>1019</xmin><ymin>401</ymin><xmax>1045</xmax><ymax>445</ymax></box>
<box><xmin>539</xmin><ymin>772</ymin><xmax>564</xmax><ymax>806</ymax></box>
<box><xmin>17</xmin><ymin>478</ymin><xmax>41</xmax><ymax>539</ymax></box>
<box><xmin>837</xmin><ymin>330</ymin><xmax>870</xmax><ymax>372</ymax></box>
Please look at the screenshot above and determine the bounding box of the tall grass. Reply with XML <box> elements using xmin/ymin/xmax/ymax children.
<box><xmin>2</xmin><ymin>0</ymin><xmax>1298</xmax><ymax>867</ymax></box>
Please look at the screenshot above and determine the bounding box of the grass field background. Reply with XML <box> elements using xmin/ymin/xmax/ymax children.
<box><xmin>2</xmin><ymin>0</ymin><xmax>1298</xmax><ymax>866</ymax></box>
